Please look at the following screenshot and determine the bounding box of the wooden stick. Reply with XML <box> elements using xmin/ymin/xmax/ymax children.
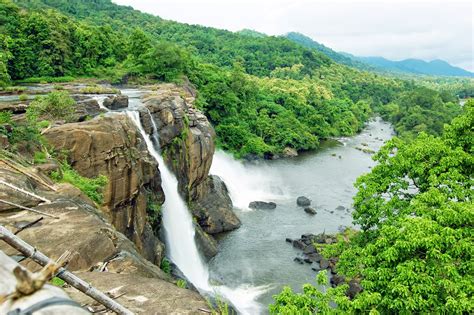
<box><xmin>0</xmin><ymin>179</ymin><xmax>51</xmax><ymax>203</ymax></box>
<box><xmin>0</xmin><ymin>199</ymin><xmax>59</xmax><ymax>219</ymax></box>
<box><xmin>15</xmin><ymin>217</ymin><xmax>44</xmax><ymax>235</ymax></box>
<box><xmin>1</xmin><ymin>158</ymin><xmax>57</xmax><ymax>192</ymax></box>
<box><xmin>0</xmin><ymin>225</ymin><xmax>134</xmax><ymax>315</ymax></box>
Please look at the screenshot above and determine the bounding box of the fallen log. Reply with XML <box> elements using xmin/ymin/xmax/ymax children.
<box><xmin>0</xmin><ymin>225</ymin><xmax>134</xmax><ymax>315</ymax></box>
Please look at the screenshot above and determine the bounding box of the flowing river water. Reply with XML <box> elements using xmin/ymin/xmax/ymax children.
<box><xmin>208</xmin><ymin>118</ymin><xmax>394</xmax><ymax>311</ymax></box>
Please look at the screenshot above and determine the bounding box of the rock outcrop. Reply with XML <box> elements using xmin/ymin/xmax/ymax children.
<box><xmin>43</xmin><ymin>113</ymin><xmax>165</xmax><ymax>265</ymax></box>
<box><xmin>141</xmin><ymin>84</ymin><xmax>240</xmax><ymax>256</ymax></box>
<box><xmin>0</xmin><ymin>162</ymin><xmax>208</xmax><ymax>313</ymax></box>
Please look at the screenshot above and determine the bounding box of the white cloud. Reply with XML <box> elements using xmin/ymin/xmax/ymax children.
<box><xmin>113</xmin><ymin>0</ymin><xmax>473</xmax><ymax>71</ymax></box>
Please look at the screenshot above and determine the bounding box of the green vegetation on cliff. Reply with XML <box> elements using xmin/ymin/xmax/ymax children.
<box><xmin>270</xmin><ymin>100</ymin><xmax>474</xmax><ymax>314</ymax></box>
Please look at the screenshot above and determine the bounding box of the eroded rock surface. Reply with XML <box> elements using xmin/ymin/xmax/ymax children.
<box><xmin>43</xmin><ymin>113</ymin><xmax>164</xmax><ymax>264</ymax></box>
<box><xmin>0</xmin><ymin>163</ymin><xmax>208</xmax><ymax>313</ymax></box>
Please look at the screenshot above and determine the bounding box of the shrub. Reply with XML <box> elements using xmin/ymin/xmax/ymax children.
<box><xmin>160</xmin><ymin>258</ymin><xmax>171</xmax><ymax>274</ymax></box>
<box><xmin>26</xmin><ymin>91</ymin><xmax>75</xmax><ymax>122</ymax></box>
<box><xmin>176</xmin><ymin>279</ymin><xmax>187</xmax><ymax>289</ymax></box>
<box><xmin>33</xmin><ymin>151</ymin><xmax>47</xmax><ymax>164</ymax></box>
<box><xmin>79</xmin><ymin>85</ymin><xmax>119</xmax><ymax>94</ymax></box>
<box><xmin>51</xmin><ymin>163</ymin><xmax>107</xmax><ymax>204</ymax></box>
<box><xmin>18</xmin><ymin>94</ymin><xmax>28</xmax><ymax>102</ymax></box>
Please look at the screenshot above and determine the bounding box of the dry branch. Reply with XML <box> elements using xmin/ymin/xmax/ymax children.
<box><xmin>0</xmin><ymin>225</ymin><xmax>134</xmax><ymax>315</ymax></box>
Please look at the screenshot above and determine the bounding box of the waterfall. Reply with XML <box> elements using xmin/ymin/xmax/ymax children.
<box><xmin>126</xmin><ymin>109</ymin><xmax>268</xmax><ymax>314</ymax></box>
<box><xmin>210</xmin><ymin>150</ymin><xmax>286</xmax><ymax>210</ymax></box>
<box><xmin>126</xmin><ymin>110</ymin><xmax>211</xmax><ymax>290</ymax></box>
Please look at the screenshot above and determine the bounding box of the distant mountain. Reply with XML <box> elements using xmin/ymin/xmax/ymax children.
<box><xmin>284</xmin><ymin>32</ymin><xmax>373</xmax><ymax>71</ymax></box>
<box><xmin>237</xmin><ymin>29</ymin><xmax>267</xmax><ymax>38</ymax></box>
<box><xmin>286</xmin><ymin>32</ymin><xmax>473</xmax><ymax>78</ymax></box>
<box><xmin>348</xmin><ymin>55</ymin><xmax>474</xmax><ymax>78</ymax></box>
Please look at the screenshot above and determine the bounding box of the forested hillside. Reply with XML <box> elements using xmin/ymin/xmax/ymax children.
<box><xmin>0</xmin><ymin>0</ymin><xmax>463</xmax><ymax>158</ymax></box>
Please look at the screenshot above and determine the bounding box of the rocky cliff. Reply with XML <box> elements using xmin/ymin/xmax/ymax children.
<box><xmin>0</xmin><ymin>160</ymin><xmax>208</xmax><ymax>313</ymax></box>
<box><xmin>141</xmin><ymin>84</ymin><xmax>241</xmax><ymax>257</ymax></box>
<box><xmin>43</xmin><ymin>113</ymin><xmax>165</xmax><ymax>265</ymax></box>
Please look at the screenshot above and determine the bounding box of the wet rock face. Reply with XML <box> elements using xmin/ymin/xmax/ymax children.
<box><xmin>103</xmin><ymin>95</ymin><xmax>129</xmax><ymax>110</ymax></box>
<box><xmin>43</xmin><ymin>113</ymin><xmax>164</xmax><ymax>264</ymax></box>
<box><xmin>143</xmin><ymin>85</ymin><xmax>240</xmax><ymax>243</ymax></box>
<box><xmin>193</xmin><ymin>175</ymin><xmax>241</xmax><ymax>234</ymax></box>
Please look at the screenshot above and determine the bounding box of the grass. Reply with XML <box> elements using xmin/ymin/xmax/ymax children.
<box><xmin>51</xmin><ymin>162</ymin><xmax>108</xmax><ymax>204</ymax></box>
<box><xmin>176</xmin><ymin>279</ymin><xmax>187</xmax><ymax>289</ymax></box>
<box><xmin>17</xmin><ymin>76</ymin><xmax>76</xmax><ymax>84</ymax></box>
<box><xmin>79</xmin><ymin>85</ymin><xmax>120</xmax><ymax>94</ymax></box>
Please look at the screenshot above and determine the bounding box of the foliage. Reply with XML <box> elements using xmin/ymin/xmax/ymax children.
<box><xmin>207</xmin><ymin>296</ymin><xmax>232</xmax><ymax>315</ymax></box>
<box><xmin>50</xmin><ymin>277</ymin><xmax>65</xmax><ymax>287</ymax></box>
<box><xmin>26</xmin><ymin>91</ymin><xmax>76</xmax><ymax>122</ymax></box>
<box><xmin>79</xmin><ymin>84</ymin><xmax>119</xmax><ymax>94</ymax></box>
<box><xmin>270</xmin><ymin>102</ymin><xmax>474</xmax><ymax>314</ymax></box>
<box><xmin>160</xmin><ymin>257</ymin><xmax>171</xmax><ymax>274</ymax></box>
<box><xmin>33</xmin><ymin>150</ymin><xmax>47</xmax><ymax>164</ymax></box>
<box><xmin>176</xmin><ymin>279</ymin><xmax>186</xmax><ymax>289</ymax></box>
<box><xmin>51</xmin><ymin>162</ymin><xmax>108</xmax><ymax>204</ymax></box>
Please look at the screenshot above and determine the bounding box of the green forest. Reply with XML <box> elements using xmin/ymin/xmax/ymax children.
<box><xmin>1</xmin><ymin>0</ymin><xmax>467</xmax><ymax>158</ymax></box>
<box><xmin>0</xmin><ymin>0</ymin><xmax>472</xmax><ymax>313</ymax></box>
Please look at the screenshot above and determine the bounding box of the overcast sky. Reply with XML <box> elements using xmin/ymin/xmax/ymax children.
<box><xmin>113</xmin><ymin>0</ymin><xmax>473</xmax><ymax>71</ymax></box>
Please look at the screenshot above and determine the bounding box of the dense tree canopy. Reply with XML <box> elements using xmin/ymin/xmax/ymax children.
<box><xmin>270</xmin><ymin>100</ymin><xmax>473</xmax><ymax>314</ymax></box>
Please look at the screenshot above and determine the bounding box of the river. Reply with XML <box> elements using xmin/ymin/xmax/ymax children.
<box><xmin>208</xmin><ymin>117</ymin><xmax>394</xmax><ymax>312</ymax></box>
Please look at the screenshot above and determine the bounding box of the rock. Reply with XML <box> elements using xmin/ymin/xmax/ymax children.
<box><xmin>306</xmin><ymin>253</ymin><xmax>323</xmax><ymax>263</ymax></box>
<box><xmin>43</xmin><ymin>113</ymin><xmax>164</xmax><ymax>264</ymax></box>
<box><xmin>319</xmin><ymin>258</ymin><xmax>330</xmax><ymax>269</ymax></box>
<box><xmin>304</xmin><ymin>258</ymin><xmax>312</xmax><ymax>264</ymax></box>
<box><xmin>335</xmin><ymin>205</ymin><xmax>346</xmax><ymax>211</ymax></box>
<box><xmin>331</xmin><ymin>274</ymin><xmax>346</xmax><ymax>287</ymax></box>
<box><xmin>249</xmin><ymin>201</ymin><xmax>277</xmax><ymax>210</ymax></box>
<box><xmin>296</xmin><ymin>196</ymin><xmax>311</xmax><ymax>207</ymax></box>
<box><xmin>103</xmin><ymin>95</ymin><xmax>129</xmax><ymax>109</ymax></box>
<box><xmin>194</xmin><ymin>223</ymin><xmax>218</xmax><ymax>260</ymax></box>
<box><xmin>192</xmin><ymin>175</ymin><xmax>241</xmax><ymax>234</ymax></box>
<box><xmin>303</xmin><ymin>245</ymin><xmax>317</xmax><ymax>255</ymax></box>
<box><xmin>282</xmin><ymin>147</ymin><xmax>298</xmax><ymax>157</ymax></box>
<box><xmin>65</xmin><ymin>272</ymin><xmax>208</xmax><ymax>314</ymax></box>
<box><xmin>304</xmin><ymin>207</ymin><xmax>317</xmax><ymax>215</ymax></box>
<box><xmin>293</xmin><ymin>257</ymin><xmax>304</xmax><ymax>264</ymax></box>
<box><xmin>347</xmin><ymin>279</ymin><xmax>363</xmax><ymax>299</ymax></box>
<box><xmin>0</xmin><ymin>135</ymin><xmax>9</xmax><ymax>149</ymax></box>
<box><xmin>292</xmin><ymin>239</ymin><xmax>306</xmax><ymax>250</ymax></box>
<box><xmin>301</xmin><ymin>233</ymin><xmax>315</xmax><ymax>240</ymax></box>
<box><xmin>144</xmin><ymin>84</ymin><xmax>238</xmax><ymax>245</ymax></box>
<box><xmin>285</xmin><ymin>238</ymin><xmax>293</xmax><ymax>243</ymax></box>
<box><xmin>74</xmin><ymin>98</ymin><xmax>104</xmax><ymax>121</ymax></box>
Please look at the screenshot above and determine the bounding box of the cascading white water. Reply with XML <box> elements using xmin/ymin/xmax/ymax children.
<box><xmin>210</xmin><ymin>150</ymin><xmax>287</xmax><ymax>210</ymax></box>
<box><xmin>126</xmin><ymin>110</ymin><xmax>211</xmax><ymax>290</ymax></box>
<box><xmin>91</xmin><ymin>95</ymin><xmax>110</xmax><ymax>111</ymax></box>
<box><xmin>126</xmin><ymin>108</ymin><xmax>269</xmax><ymax>314</ymax></box>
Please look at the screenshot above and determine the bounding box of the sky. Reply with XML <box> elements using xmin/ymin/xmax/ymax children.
<box><xmin>113</xmin><ymin>0</ymin><xmax>473</xmax><ymax>72</ymax></box>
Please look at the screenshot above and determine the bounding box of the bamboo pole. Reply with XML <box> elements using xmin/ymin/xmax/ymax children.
<box><xmin>0</xmin><ymin>199</ymin><xmax>58</xmax><ymax>219</ymax></box>
<box><xmin>0</xmin><ymin>225</ymin><xmax>134</xmax><ymax>315</ymax></box>
<box><xmin>1</xmin><ymin>158</ymin><xmax>57</xmax><ymax>192</ymax></box>
<box><xmin>0</xmin><ymin>179</ymin><xmax>51</xmax><ymax>203</ymax></box>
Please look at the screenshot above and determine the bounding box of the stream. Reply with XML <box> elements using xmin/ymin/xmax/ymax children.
<box><xmin>208</xmin><ymin>117</ymin><xmax>394</xmax><ymax>311</ymax></box>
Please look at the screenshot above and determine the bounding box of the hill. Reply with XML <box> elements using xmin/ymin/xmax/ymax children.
<box><xmin>353</xmin><ymin>56</ymin><xmax>474</xmax><ymax>77</ymax></box>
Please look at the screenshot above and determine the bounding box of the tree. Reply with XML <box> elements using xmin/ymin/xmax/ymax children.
<box><xmin>270</xmin><ymin>102</ymin><xmax>474</xmax><ymax>314</ymax></box>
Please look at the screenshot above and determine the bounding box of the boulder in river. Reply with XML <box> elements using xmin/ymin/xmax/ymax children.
<box><xmin>306</xmin><ymin>253</ymin><xmax>323</xmax><ymax>263</ymax></box>
<box><xmin>335</xmin><ymin>205</ymin><xmax>346</xmax><ymax>211</ymax></box>
<box><xmin>249</xmin><ymin>201</ymin><xmax>277</xmax><ymax>210</ymax></box>
<box><xmin>296</xmin><ymin>196</ymin><xmax>311</xmax><ymax>207</ymax></box>
<box><xmin>282</xmin><ymin>147</ymin><xmax>298</xmax><ymax>158</ymax></box>
<box><xmin>103</xmin><ymin>95</ymin><xmax>128</xmax><ymax>110</ymax></box>
<box><xmin>331</xmin><ymin>274</ymin><xmax>346</xmax><ymax>287</ymax></box>
<box><xmin>319</xmin><ymin>258</ymin><xmax>330</xmax><ymax>269</ymax></box>
<box><xmin>293</xmin><ymin>257</ymin><xmax>304</xmax><ymax>264</ymax></box>
<box><xmin>303</xmin><ymin>244</ymin><xmax>317</xmax><ymax>255</ymax></box>
<box><xmin>292</xmin><ymin>239</ymin><xmax>306</xmax><ymax>250</ymax></box>
<box><xmin>304</xmin><ymin>207</ymin><xmax>317</xmax><ymax>215</ymax></box>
